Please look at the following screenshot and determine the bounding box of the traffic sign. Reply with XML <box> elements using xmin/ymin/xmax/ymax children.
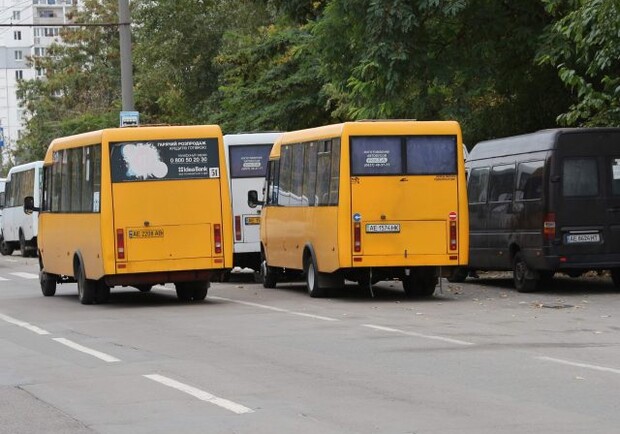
<box><xmin>120</xmin><ymin>111</ymin><xmax>139</xmax><ymax>127</ymax></box>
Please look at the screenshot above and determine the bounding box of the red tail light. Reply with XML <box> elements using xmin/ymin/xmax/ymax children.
<box><xmin>543</xmin><ymin>213</ymin><xmax>556</xmax><ymax>241</ymax></box>
<box><xmin>116</xmin><ymin>229</ymin><xmax>125</xmax><ymax>260</ymax></box>
<box><xmin>449</xmin><ymin>220</ymin><xmax>457</xmax><ymax>251</ymax></box>
<box><xmin>214</xmin><ymin>224</ymin><xmax>222</xmax><ymax>254</ymax></box>
<box><xmin>353</xmin><ymin>222</ymin><xmax>361</xmax><ymax>253</ymax></box>
<box><xmin>234</xmin><ymin>215</ymin><xmax>241</xmax><ymax>241</ymax></box>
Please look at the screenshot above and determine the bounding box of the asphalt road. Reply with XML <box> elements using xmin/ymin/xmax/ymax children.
<box><xmin>1</xmin><ymin>254</ymin><xmax>619</xmax><ymax>433</ymax></box>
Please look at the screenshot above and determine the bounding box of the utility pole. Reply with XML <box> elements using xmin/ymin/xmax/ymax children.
<box><xmin>118</xmin><ymin>0</ymin><xmax>134</xmax><ymax>111</ymax></box>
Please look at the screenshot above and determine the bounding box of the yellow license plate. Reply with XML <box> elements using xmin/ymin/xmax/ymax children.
<box><xmin>245</xmin><ymin>216</ymin><xmax>260</xmax><ymax>225</ymax></box>
<box><xmin>128</xmin><ymin>228</ymin><xmax>165</xmax><ymax>239</ymax></box>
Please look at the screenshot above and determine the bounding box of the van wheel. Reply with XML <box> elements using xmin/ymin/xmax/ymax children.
<box><xmin>403</xmin><ymin>268</ymin><xmax>437</xmax><ymax>297</ymax></box>
<box><xmin>513</xmin><ymin>252</ymin><xmax>538</xmax><ymax>293</ymax></box>
<box><xmin>19</xmin><ymin>231</ymin><xmax>27</xmax><ymax>257</ymax></box>
<box><xmin>610</xmin><ymin>269</ymin><xmax>620</xmax><ymax>289</ymax></box>
<box><xmin>75</xmin><ymin>263</ymin><xmax>96</xmax><ymax>305</ymax></box>
<box><xmin>40</xmin><ymin>270</ymin><xmax>57</xmax><ymax>296</ymax></box>
<box><xmin>0</xmin><ymin>234</ymin><xmax>13</xmax><ymax>256</ymax></box>
<box><xmin>261</xmin><ymin>260</ymin><xmax>278</xmax><ymax>289</ymax></box>
<box><xmin>447</xmin><ymin>267</ymin><xmax>468</xmax><ymax>283</ymax></box>
<box><xmin>304</xmin><ymin>256</ymin><xmax>326</xmax><ymax>298</ymax></box>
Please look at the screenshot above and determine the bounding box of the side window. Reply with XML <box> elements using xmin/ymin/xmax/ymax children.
<box><xmin>52</xmin><ymin>151</ymin><xmax>62</xmax><ymax>212</ymax></box>
<box><xmin>489</xmin><ymin>164</ymin><xmax>515</xmax><ymax>202</ymax></box>
<box><xmin>60</xmin><ymin>150</ymin><xmax>70</xmax><ymax>211</ymax></box>
<box><xmin>302</xmin><ymin>142</ymin><xmax>318</xmax><ymax>206</ymax></box>
<box><xmin>328</xmin><ymin>138</ymin><xmax>340</xmax><ymax>205</ymax></box>
<box><xmin>278</xmin><ymin>146</ymin><xmax>292</xmax><ymax>206</ymax></box>
<box><xmin>611</xmin><ymin>158</ymin><xmax>620</xmax><ymax>195</ymax></box>
<box><xmin>467</xmin><ymin>167</ymin><xmax>490</xmax><ymax>204</ymax></box>
<box><xmin>516</xmin><ymin>160</ymin><xmax>544</xmax><ymax>201</ymax></box>
<box><xmin>563</xmin><ymin>158</ymin><xmax>598</xmax><ymax>197</ymax></box>
<box><xmin>70</xmin><ymin>148</ymin><xmax>82</xmax><ymax>212</ymax></box>
<box><xmin>43</xmin><ymin>166</ymin><xmax>52</xmax><ymax>211</ymax></box>
<box><xmin>316</xmin><ymin>140</ymin><xmax>332</xmax><ymax>206</ymax></box>
<box><xmin>290</xmin><ymin>144</ymin><xmax>304</xmax><ymax>207</ymax></box>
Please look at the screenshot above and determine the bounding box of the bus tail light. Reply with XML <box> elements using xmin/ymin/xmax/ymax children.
<box><xmin>116</xmin><ymin>229</ymin><xmax>125</xmax><ymax>260</ymax></box>
<box><xmin>214</xmin><ymin>224</ymin><xmax>222</xmax><ymax>254</ymax></box>
<box><xmin>449</xmin><ymin>220</ymin><xmax>457</xmax><ymax>251</ymax></box>
<box><xmin>235</xmin><ymin>215</ymin><xmax>242</xmax><ymax>241</ymax></box>
<box><xmin>543</xmin><ymin>213</ymin><xmax>556</xmax><ymax>241</ymax></box>
<box><xmin>354</xmin><ymin>222</ymin><xmax>361</xmax><ymax>253</ymax></box>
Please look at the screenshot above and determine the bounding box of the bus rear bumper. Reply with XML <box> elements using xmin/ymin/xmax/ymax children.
<box><xmin>104</xmin><ymin>269</ymin><xmax>224</xmax><ymax>286</ymax></box>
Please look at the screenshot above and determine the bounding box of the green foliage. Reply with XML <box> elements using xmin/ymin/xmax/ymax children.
<box><xmin>537</xmin><ymin>0</ymin><xmax>620</xmax><ymax>126</ymax></box>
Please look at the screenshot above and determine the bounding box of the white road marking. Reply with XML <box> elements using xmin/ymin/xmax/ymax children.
<box><xmin>0</xmin><ymin>276</ymin><xmax>10</xmax><ymax>281</ymax></box>
<box><xmin>0</xmin><ymin>313</ymin><xmax>50</xmax><ymax>335</ymax></box>
<box><xmin>209</xmin><ymin>295</ymin><xmax>339</xmax><ymax>321</ymax></box>
<box><xmin>536</xmin><ymin>356</ymin><xmax>620</xmax><ymax>375</ymax></box>
<box><xmin>10</xmin><ymin>272</ymin><xmax>39</xmax><ymax>279</ymax></box>
<box><xmin>144</xmin><ymin>374</ymin><xmax>254</xmax><ymax>414</ymax></box>
<box><xmin>53</xmin><ymin>338</ymin><xmax>121</xmax><ymax>363</ymax></box>
<box><xmin>4</xmin><ymin>258</ymin><xmax>18</xmax><ymax>263</ymax></box>
<box><xmin>363</xmin><ymin>324</ymin><xmax>475</xmax><ymax>346</ymax></box>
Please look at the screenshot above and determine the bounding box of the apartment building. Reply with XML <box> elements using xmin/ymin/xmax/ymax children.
<box><xmin>0</xmin><ymin>0</ymin><xmax>76</xmax><ymax>154</ymax></box>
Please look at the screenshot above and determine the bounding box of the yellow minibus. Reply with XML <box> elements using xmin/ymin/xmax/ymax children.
<box><xmin>253</xmin><ymin>121</ymin><xmax>468</xmax><ymax>297</ymax></box>
<box><xmin>28</xmin><ymin>126</ymin><xmax>233</xmax><ymax>304</ymax></box>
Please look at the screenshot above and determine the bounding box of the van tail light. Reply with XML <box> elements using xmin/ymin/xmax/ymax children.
<box><xmin>449</xmin><ymin>220</ymin><xmax>457</xmax><ymax>251</ymax></box>
<box><xmin>116</xmin><ymin>229</ymin><xmax>125</xmax><ymax>260</ymax></box>
<box><xmin>543</xmin><ymin>213</ymin><xmax>556</xmax><ymax>241</ymax></box>
<box><xmin>234</xmin><ymin>215</ymin><xmax>241</xmax><ymax>241</ymax></box>
<box><xmin>214</xmin><ymin>224</ymin><xmax>222</xmax><ymax>254</ymax></box>
<box><xmin>353</xmin><ymin>222</ymin><xmax>361</xmax><ymax>253</ymax></box>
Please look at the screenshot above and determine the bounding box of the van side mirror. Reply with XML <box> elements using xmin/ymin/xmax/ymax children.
<box><xmin>248</xmin><ymin>190</ymin><xmax>264</xmax><ymax>208</ymax></box>
<box><xmin>23</xmin><ymin>196</ymin><xmax>39</xmax><ymax>215</ymax></box>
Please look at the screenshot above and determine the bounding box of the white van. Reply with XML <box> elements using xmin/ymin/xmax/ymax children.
<box><xmin>224</xmin><ymin>133</ymin><xmax>281</xmax><ymax>275</ymax></box>
<box><xmin>0</xmin><ymin>161</ymin><xmax>44</xmax><ymax>256</ymax></box>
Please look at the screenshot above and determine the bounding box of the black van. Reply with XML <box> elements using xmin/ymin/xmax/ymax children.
<box><xmin>451</xmin><ymin>128</ymin><xmax>620</xmax><ymax>292</ymax></box>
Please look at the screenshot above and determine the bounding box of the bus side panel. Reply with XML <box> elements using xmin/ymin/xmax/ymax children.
<box><xmin>39</xmin><ymin>214</ymin><xmax>104</xmax><ymax>278</ymax></box>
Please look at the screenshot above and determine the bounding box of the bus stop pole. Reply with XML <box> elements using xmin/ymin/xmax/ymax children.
<box><xmin>119</xmin><ymin>0</ymin><xmax>134</xmax><ymax>111</ymax></box>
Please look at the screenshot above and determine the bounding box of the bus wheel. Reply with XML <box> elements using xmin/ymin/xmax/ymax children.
<box><xmin>0</xmin><ymin>235</ymin><xmax>13</xmax><ymax>256</ymax></box>
<box><xmin>513</xmin><ymin>253</ymin><xmax>539</xmax><ymax>293</ymax></box>
<box><xmin>75</xmin><ymin>263</ymin><xmax>96</xmax><ymax>305</ymax></box>
<box><xmin>447</xmin><ymin>267</ymin><xmax>468</xmax><ymax>283</ymax></box>
<box><xmin>135</xmin><ymin>285</ymin><xmax>152</xmax><ymax>292</ymax></box>
<box><xmin>304</xmin><ymin>256</ymin><xmax>326</xmax><ymax>298</ymax></box>
<box><xmin>175</xmin><ymin>281</ymin><xmax>209</xmax><ymax>301</ymax></box>
<box><xmin>40</xmin><ymin>270</ymin><xmax>57</xmax><ymax>296</ymax></box>
<box><xmin>96</xmin><ymin>283</ymin><xmax>110</xmax><ymax>304</ymax></box>
<box><xmin>403</xmin><ymin>268</ymin><xmax>437</xmax><ymax>297</ymax></box>
<box><xmin>261</xmin><ymin>260</ymin><xmax>278</xmax><ymax>289</ymax></box>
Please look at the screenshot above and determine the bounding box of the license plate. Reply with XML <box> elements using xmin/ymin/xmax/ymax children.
<box><xmin>366</xmin><ymin>224</ymin><xmax>400</xmax><ymax>233</ymax></box>
<box><xmin>566</xmin><ymin>233</ymin><xmax>600</xmax><ymax>244</ymax></box>
<box><xmin>128</xmin><ymin>228</ymin><xmax>164</xmax><ymax>239</ymax></box>
<box><xmin>245</xmin><ymin>216</ymin><xmax>260</xmax><ymax>225</ymax></box>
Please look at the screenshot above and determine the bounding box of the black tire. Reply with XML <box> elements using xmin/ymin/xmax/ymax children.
<box><xmin>192</xmin><ymin>281</ymin><xmax>209</xmax><ymax>300</ymax></box>
<box><xmin>96</xmin><ymin>283</ymin><xmax>110</xmax><ymax>304</ymax></box>
<box><xmin>447</xmin><ymin>267</ymin><xmax>468</xmax><ymax>283</ymax></box>
<box><xmin>135</xmin><ymin>285</ymin><xmax>152</xmax><ymax>292</ymax></box>
<box><xmin>402</xmin><ymin>268</ymin><xmax>437</xmax><ymax>297</ymax></box>
<box><xmin>75</xmin><ymin>262</ymin><xmax>96</xmax><ymax>305</ymax></box>
<box><xmin>175</xmin><ymin>281</ymin><xmax>209</xmax><ymax>301</ymax></box>
<box><xmin>40</xmin><ymin>270</ymin><xmax>57</xmax><ymax>296</ymax></box>
<box><xmin>219</xmin><ymin>271</ymin><xmax>231</xmax><ymax>283</ymax></box>
<box><xmin>304</xmin><ymin>255</ymin><xmax>326</xmax><ymax>298</ymax></box>
<box><xmin>0</xmin><ymin>234</ymin><xmax>14</xmax><ymax>256</ymax></box>
<box><xmin>611</xmin><ymin>268</ymin><xmax>620</xmax><ymax>289</ymax></box>
<box><xmin>19</xmin><ymin>231</ymin><xmax>27</xmax><ymax>257</ymax></box>
<box><xmin>261</xmin><ymin>259</ymin><xmax>277</xmax><ymax>289</ymax></box>
<box><xmin>513</xmin><ymin>252</ymin><xmax>539</xmax><ymax>293</ymax></box>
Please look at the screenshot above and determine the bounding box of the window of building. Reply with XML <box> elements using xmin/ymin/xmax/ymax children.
<box><xmin>44</xmin><ymin>27</ymin><xmax>60</xmax><ymax>37</ymax></box>
<box><xmin>13</xmin><ymin>11</ymin><xmax>21</xmax><ymax>20</ymax></box>
<box><xmin>14</xmin><ymin>51</ymin><xmax>23</xmax><ymax>61</ymax></box>
<box><xmin>39</xmin><ymin>9</ymin><xmax>56</xmax><ymax>18</ymax></box>
<box><xmin>14</xmin><ymin>31</ymin><xmax>21</xmax><ymax>40</ymax></box>
<box><xmin>15</xmin><ymin>70</ymin><xmax>23</xmax><ymax>80</ymax></box>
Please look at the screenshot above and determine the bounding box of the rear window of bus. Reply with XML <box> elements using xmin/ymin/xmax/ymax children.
<box><xmin>110</xmin><ymin>138</ymin><xmax>220</xmax><ymax>182</ymax></box>
<box><xmin>350</xmin><ymin>135</ymin><xmax>457</xmax><ymax>176</ymax></box>
<box><xmin>229</xmin><ymin>144</ymin><xmax>272</xmax><ymax>178</ymax></box>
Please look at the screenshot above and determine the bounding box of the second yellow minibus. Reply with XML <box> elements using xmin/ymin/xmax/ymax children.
<box><xmin>29</xmin><ymin>125</ymin><xmax>233</xmax><ymax>304</ymax></box>
<box><xmin>254</xmin><ymin>121</ymin><xmax>468</xmax><ymax>297</ymax></box>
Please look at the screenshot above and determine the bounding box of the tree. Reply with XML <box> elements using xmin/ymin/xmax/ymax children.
<box><xmin>15</xmin><ymin>0</ymin><xmax>122</xmax><ymax>163</ymax></box>
<box><xmin>537</xmin><ymin>0</ymin><xmax>620</xmax><ymax>126</ymax></box>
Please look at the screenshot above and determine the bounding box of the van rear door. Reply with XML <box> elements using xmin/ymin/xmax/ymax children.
<box><xmin>350</xmin><ymin>135</ymin><xmax>460</xmax><ymax>261</ymax></box>
<box><xmin>554</xmin><ymin>131</ymin><xmax>620</xmax><ymax>261</ymax></box>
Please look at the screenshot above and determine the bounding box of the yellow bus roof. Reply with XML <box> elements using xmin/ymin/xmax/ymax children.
<box><xmin>44</xmin><ymin>125</ymin><xmax>223</xmax><ymax>163</ymax></box>
<box><xmin>270</xmin><ymin>120</ymin><xmax>461</xmax><ymax>158</ymax></box>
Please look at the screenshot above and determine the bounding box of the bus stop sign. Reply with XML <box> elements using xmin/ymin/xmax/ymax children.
<box><xmin>120</xmin><ymin>111</ymin><xmax>139</xmax><ymax>127</ymax></box>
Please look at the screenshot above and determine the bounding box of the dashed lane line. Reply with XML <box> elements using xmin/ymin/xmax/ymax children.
<box><xmin>362</xmin><ymin>324</ymin><xmax>475</xmax><ymax>346</ymax></box>
<box><xmin>144</xmin><ymin>374</ymin><xmax>254</xmax><ymax>414</ymax></box>
<box><xmin>536</xmin><ymin>356</ymin><xmax>620</xmax><ymax>375</ymax></box>
<box><xmin>53</xmin><ymin>338</ymin><xmax>121</xmax><ymax>363</ymax></box>
<box><xmin>0</xmin><ymin>313</ymin><xmax>51</xmax><ymax>335</ymax></box>
<box><xmin>10</xmin><ymin>272</ymin><xmax>39</xmax><ymax>279</ymax></box>
<box><xmin>209</xmin><ymin>295</ymin><xmax>339</xmax><ymax>321</ymax></box>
